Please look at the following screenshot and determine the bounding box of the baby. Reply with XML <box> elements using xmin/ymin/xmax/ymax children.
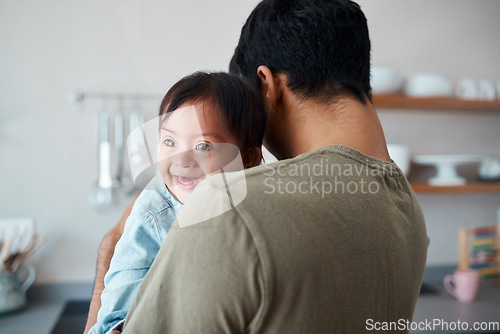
<box><xmin>89</xmin><ymin>71</ymin><xmax>267</xmax><ymax>334</ymax></box>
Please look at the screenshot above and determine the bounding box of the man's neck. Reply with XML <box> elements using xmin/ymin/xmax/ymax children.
<box><xmin>287</xmin><ymin>95</ymin><xmax>391</xmax><ymax>162</ymax></box>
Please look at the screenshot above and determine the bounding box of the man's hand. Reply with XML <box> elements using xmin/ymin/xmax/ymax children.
<box><xmin>83</xmin><ymin>194</ymin><xmax>139</xmax><ymax>334</ymax></box>
<box><xmin>110</xmin><ymin>322</ymin><xmax>124</xmax><ymax>333</ymax></box>
<box><xmin>110</xmin><ymin>320</ymin><xmax>124</xmax><ymax>333</ymax></box>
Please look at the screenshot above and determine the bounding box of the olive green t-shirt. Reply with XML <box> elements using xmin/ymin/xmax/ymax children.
<box><xmin>123</xmin><ymin>145</ymin><xmax>429</xmax><ymax>334</ymax></box>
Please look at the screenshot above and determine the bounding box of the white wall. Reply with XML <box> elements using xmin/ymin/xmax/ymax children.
<box><xmin>0</xmin><ymin>0</ymin><xmax>261</xmax><ymax>283</ymax></box>
<box><xmin>1</xmin><ymin>0</ymin><xmax>499</xmax><ymax>283</ymax></box>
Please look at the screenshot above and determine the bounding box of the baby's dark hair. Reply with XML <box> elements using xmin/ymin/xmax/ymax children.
<box><xmin>159</xmin><ymin>71</ymin><xmax>267</xmax><ymax>153</ymax></box>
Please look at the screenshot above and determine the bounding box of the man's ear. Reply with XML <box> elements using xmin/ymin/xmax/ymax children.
<box><xmin>242</xmin><ymin>147</ymin><xmax>263</xmax><ymax>168</ymax></box>
<box><xmin>257</xmin><ymin>66</ymin><xmax>283</xmax><ymax>111</ymax></box>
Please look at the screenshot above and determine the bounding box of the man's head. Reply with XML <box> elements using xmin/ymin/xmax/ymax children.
<box><xmin>230</xmin><ymin>0</ymin><xmax>371</xmax><ymax>104</ymax></box>
<box><xmin>230</xmin><ymin>0</ymin><xmax>372</xmax><ymax>159</ymax></box>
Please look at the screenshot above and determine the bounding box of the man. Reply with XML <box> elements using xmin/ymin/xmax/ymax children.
<box><xmin>86</xmin><ymin>0</ymin><xmax>429</xmax><ymax>333</ymax></box>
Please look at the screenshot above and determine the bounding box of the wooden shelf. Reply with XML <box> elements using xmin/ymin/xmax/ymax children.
<box><xmin>411</xmin><ymin>182</ymin><xmax>500</xmax><ymax>194</ymax></box>
<box><xmin>373</xmin><ymin>94</ymin><xmax>500</xmax><ymax>111</ymax></box>
<box><xmin>373</xmin><ymin>95</ymin><xmax>500</xmax><ymax>194</ymax></box>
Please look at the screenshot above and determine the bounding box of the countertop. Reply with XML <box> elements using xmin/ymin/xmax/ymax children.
<box><xmin>0</xmin><ymin>282</ymin><xmax>92</xmax><ymax>334</ymax></box>
<box><xmin>411</xmin><ymin>265</ymin><xmax>500</xmax><ymax>333</ymax></box>
<box><xmin>412</xmin><ymin>285</ymin><xmax>500</xmax><ymax>333</ymax></box>
<box><xmin>1</xmin><ymin>266</ymin><xmax>499</xmax><ymax>334</ymax></box>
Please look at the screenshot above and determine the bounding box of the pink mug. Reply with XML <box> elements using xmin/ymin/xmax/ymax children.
<box><xmin>443</xmin><ymin>269</ymin><xmax>479</xmax><ymax>303</ymax></box>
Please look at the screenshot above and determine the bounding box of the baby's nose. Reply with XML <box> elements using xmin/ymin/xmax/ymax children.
<box><xmin>172</xmin><ymin>150</ymin><xmax>197</xmax><ymax>168</ymax></box>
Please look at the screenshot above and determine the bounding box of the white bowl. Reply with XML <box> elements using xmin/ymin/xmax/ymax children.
<box><xmin>387</xmin><ymin>144</ymin><xmax>410</xmax><ymax>176</ymax></box>
<box><xmin>370</xmin><ymin>67</ymin><xmax>404</xmax><ymax>94</ymax></box>
<box><xmin>404</xmin><ymin>73</ymin><xmax>453</xmax><ymax>97</ymax></box>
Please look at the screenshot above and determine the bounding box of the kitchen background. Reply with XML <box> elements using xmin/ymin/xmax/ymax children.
<box><xmin>1</xmin><ymin>0</ymin><xmax>499</xmax><ymax>283</ymax></box>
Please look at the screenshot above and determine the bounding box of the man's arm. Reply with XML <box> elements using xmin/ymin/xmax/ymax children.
<box><xmin>84</xmin><ymin>195</ymin><xmax>138</xmax><ymax>334</ymax></box>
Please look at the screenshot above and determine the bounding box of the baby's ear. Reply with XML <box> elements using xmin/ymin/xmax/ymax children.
<box><xmin>242</xmin><ymin>147</ymin><xmax>262</xmax><ymax>168</ymax></box>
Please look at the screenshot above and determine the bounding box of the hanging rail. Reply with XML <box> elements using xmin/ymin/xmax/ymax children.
<box><xmin>69</xmin><ymin>91</ymin><xmax>163</xmax><ymax>105</ymax></box>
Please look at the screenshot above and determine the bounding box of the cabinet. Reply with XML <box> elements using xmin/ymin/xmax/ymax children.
<box><xmin>372</xmin><ymin>94</ymin><xmax>500</xmax><ymax>194</ymax></box>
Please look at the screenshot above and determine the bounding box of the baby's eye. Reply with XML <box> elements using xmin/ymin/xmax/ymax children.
<box><xmin>164</xmin><ymin>139</ymin><xmax>176</xmax><ymax>147</ymax></box>
<box><xmin>196</xmin><ymin>142</ymin><xmax>211</xmax><ymax>151</ymax></box>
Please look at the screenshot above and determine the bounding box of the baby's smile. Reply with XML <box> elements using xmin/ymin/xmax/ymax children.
<box><xmin>173</xmin><ymin>175</ymin><xmax>205</xmax><ymax>191</ymax></box>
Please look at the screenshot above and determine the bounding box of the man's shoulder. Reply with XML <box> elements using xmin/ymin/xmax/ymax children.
<box><xmin>173</xmin><ymin>148</ymin><xmax>329</xmax><ymax>228</ymax></box>
<box><xmin>177</xmin><ymin>144</ymin><xmax>410</xmax><ymax>228</ymax></box>
<box><xmin>244</xmin><ymin>145</ymin><xmax>389</xmax><ymax>178</ymax></box>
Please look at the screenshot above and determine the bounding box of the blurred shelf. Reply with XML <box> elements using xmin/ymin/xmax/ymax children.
<box><xmin>373</xmin><ymin>95</ymin><xmax>500</xmax><ymax>194</ymax></box>
<box><xmin>411</xmin><ymin>182</ymin><xmax>500</xmax><ymax>194</ymax></box>
<box><xmin>373</xmin><ymin>94</ymin><xmax>500</xmax><ymax>111</ymax></box>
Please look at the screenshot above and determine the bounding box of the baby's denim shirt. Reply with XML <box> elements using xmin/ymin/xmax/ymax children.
<box><xmin>89</xmin><ymin>175</ymin><xmax>182</xmax><ymax>334</ymax></box>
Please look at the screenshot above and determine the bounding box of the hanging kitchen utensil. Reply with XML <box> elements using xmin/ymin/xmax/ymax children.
<box><xmin>89</xmin><ymin>100</ymin><xmax>113</xmax><ymax>210</ymax></box>
<box><xmin>127</xmin><ymin>102</ymin><xmax>146</xmax><ymax>195</ymax></box>
<box><xmin>114</xmin><ymin>98</ymin><xmax>130</xmax><ymax>187</ymax></box>
<box><xmin>129</xmin><ymin>102</ymin><xmax>144</xmax><ymax>167</ymax></box>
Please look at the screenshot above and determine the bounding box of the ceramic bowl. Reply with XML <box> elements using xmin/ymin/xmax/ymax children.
<box><xmin>370</xmin><ymin>67</ymin><xmax>404</xmax><ymax>94</ymax></box>
<box><xmin>387</xmin><ymin>144</ymin><xmax>410</xmax><ymax>176</ymax></box>
<box><xmin>404</xmin><ymin>73</ymin><xmax>453</xmax><ymax>97</ymax></box>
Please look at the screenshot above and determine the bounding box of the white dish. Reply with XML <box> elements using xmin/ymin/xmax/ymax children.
<box><xmin>404</xmin><ymin>73</ymin><xmax>453</xmax><ymax>97</ymax></box>
<box><xmin>413</xmin><ymin>155</ymin><xmax>482</xmax><ymax>186</ymax></box>
<box><xmin>477</xmin><ymin>80</ymin><xmax>496</xmax><ymax>100</ymax></box>
<box><xmin>455</xmin><ymin>78</ymin><xmax>478</xmax><ymax>100</ymax></box>
<box><xmin>370</xmin><ymin>66</ymin><xmax>403</xmax><ymax>94</ymax></box>
<box><xmin>387</xmin><ymin>144</ymin><xmax>410</xmax><ymax>176</ymax></box>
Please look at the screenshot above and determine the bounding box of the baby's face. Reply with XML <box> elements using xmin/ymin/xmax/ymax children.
<box><xmin>158</xmin><ymin>101</ymin><xmax>240</xmax><ymax>204</ymax></box>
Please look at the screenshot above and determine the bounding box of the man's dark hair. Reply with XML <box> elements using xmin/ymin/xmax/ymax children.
<box><xmin>230</xmin><ymin>0</ymin><xmax>372</xmax><ymax>104</ymax></box>
<box><xmin>159</xmin><ymin>71</ymin><xmax>267</xmax><ymax>152</ymax></box>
